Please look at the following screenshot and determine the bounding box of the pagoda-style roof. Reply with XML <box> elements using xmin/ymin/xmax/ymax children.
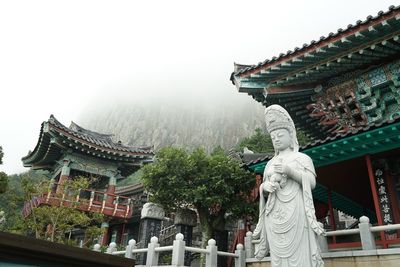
<box><xmin>231</xmin><ymin>5</ymin><xmax>400</xmax><ymax>140</ymax></box>
<box><xmin>22</xmin><ymin>115</ymin><xmax>154</xmax><ymax>175</ymax></box>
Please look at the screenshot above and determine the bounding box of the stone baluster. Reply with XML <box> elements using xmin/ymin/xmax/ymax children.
<box><xmin>106</xmin><ymin>242</ymin><xmax>117</xmax><ymax>254</ymax></box>
<box><xmin>145</xmin><ymin>237</ymin><xmax>160</xmax><ymax>266</ymax></box>
<box><xmin>124</xmin><ymin>239</ymin><xmax>137</xmax><ymax>259</ymax></box>
<box><xmin>244</xmin><ymin>231</ymin><xmax>254</xmax><ymax>259</ymax></box>
<box><xmin>317</xmin><ymin>222</ymin><xmax>328</xmax><ymax>253</ymax></box>
<box><xmin>205</xmin><ymin>239</ymin><xmax>217</xmax><ymax>267</ymax></box>
<box><xmin>171</xmin><ymin>233</ymin><xmax>185</xmax><ymax>266</ymax></box>
<box><xmin>93</xmin><ymin>243</ymin><xmax>101</xmax><ymax>252</ymax></box>
<box><xmin>235</xmin><ymin>244</ymin><xmax>245</xmax><ymax>267</ymax></box>
<box><xmin>359</xmin><ymin>216</ymin><xmax>376</xmax><ymax>250</ymax></box>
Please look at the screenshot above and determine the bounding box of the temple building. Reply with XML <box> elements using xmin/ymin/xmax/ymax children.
<box><xmin>231</xmin><ymin>5</ymin><xmax>400</xmax><ymax>250</ymax></box>
<box><xmin>22</xmin><ymin>115</ymin><xmax>154</xmax><ymax>245</ymax></box>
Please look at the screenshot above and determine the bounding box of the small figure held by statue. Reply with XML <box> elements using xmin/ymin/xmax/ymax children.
<box><xmin>253</xmin><ymin>104</ymin><xmax>325</xmax><ymax>267</ymax></box>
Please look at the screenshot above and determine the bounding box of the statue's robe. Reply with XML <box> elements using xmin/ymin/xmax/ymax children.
<box><xmin>253</xmin><ymin>152</ymin><xmax>324</xmax><ymax>267</ymax></box>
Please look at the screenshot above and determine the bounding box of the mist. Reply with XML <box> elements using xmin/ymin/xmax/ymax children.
<box><xmin>0</xmin><ymin>0</ymin><xmax>398</xmax><ymax>174</ymax></box>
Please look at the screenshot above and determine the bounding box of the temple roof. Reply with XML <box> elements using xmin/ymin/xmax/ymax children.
<box><xmin>22</xmin><ymin>115</ymin><xmax>154</xmax><ymax>173</ymax></box>
<box><xmin>231</xmin><ymin>5</ymin><xmax>400</xmax><ymax>89</ymax></box>
<box><xmin>115</xmin><ymin>183</ymin><xmax>144</xmax><ymax>195</ymax></box>
<box><xmin>230</xmin><ymin>5</ymin><xmax>400</xmax><ymax>140</ymax></box>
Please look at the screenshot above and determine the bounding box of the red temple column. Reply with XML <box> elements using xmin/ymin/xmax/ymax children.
<box><xmin>327</xmin><ymin>188</ymin><xmax>337</xmax><ymax>244</ymax></box>
<box><xmin>119</xmin><ymin>223</ymin><xmax>126</xmax><ymax>245</ymax></box>
<box><xmin>365</xmin><ymin>155</ymin><xmax>386</xmax><ymax>247</ymax></box>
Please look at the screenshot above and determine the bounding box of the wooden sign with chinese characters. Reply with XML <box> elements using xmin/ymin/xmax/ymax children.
<box><xmin>373</xmin><ymin>161</ymin><xmax>397</xmax><ymax>240</ymax></box>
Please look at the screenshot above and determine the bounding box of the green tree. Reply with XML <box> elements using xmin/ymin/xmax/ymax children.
<box><xmin>236</xmin><ymin>128</ymin><xmax>273</xmax><ymax>153</ymax></box>
<box><xmin>141</xmin><ymin>147</ymin><xmax>256</xmax><ymax>248</ymax></box>
<box><xmin>31</xmin><ymin>205</ymin><xmax>103</xmax><ymax>243</ymax></box>
<box><xmin>0</xmin><ymin>146</ymin><xmax>8</xmax><ymax>193</ymax></box>
<box><xmin>22</xmin><ymin>175</ymin><xmax>104</xmax><ymax>245</ymax></box>
<box><xmin>0</xmin><ymin>171</ymin><xmax>46</xmax><ymax>233</ymax></box>
<box><xmin>237</xmin><ymin>128</ymin><xmax>310</xmax><ymax>153</ymax></box>
<box><xmin>297</xmin><ymin>130</ymin><xmax>310</xmax><ymax>146</ymax></box>
<box><xmin>0</xmin><ymin>172</ymin><xmax>7</xmax><ymax>194</ymax></box>
<box><xmin>1</xmin><ymin>172</ymin><xmax>104</xmax><ymax>245</ymax></box>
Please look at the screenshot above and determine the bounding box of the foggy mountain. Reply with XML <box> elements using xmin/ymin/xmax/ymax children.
<box><xmin>79</xmin><ymin>91</ymin><xmax>266</xmax><ymax>153</ymax></box>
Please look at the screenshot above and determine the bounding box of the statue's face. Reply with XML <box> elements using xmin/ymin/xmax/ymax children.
<box><xmin>270</xmin><ymin>128</ymin><xmax>291</xmax><ymax>152</ymax></box>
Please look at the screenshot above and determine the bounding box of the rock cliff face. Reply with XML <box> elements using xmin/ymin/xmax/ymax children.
<box><xmin>79</xmin><ymin>93</ymin><xmax>265</xmax><ymax>153</ymax></box>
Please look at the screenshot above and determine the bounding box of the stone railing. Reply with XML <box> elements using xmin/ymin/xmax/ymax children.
<box><xmin>244</xmin><ymin>216</ymin><xmax>400</xmax><ymax>259</ymax></box>
<box><xmin>93</xmin><ymin>233</ymin><xmax>246</xmax><ymax>267</ymax></box>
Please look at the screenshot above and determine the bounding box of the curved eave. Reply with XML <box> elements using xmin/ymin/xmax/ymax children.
<box><xmin>22</xmin><ymin>122</ymin><xmax>57</xmax><ymax>167</ymax></box>
<box><xmin>48</xmin><ymin>115</ymin><xmax>154</xmax><ymax>155</ymax></box>
<box><xmin>232</xmin><ymin>8</ymin><xmax>400</xmax><ymax>105</ymax></box>
<box><xmin>262</xmin><ymin>89</ymin><xmax>325</xmax><ymax>139</ymax></box>
<box><xmin>55</xmin><ymin>133</ymin><xmax>154</xmax><ymax>164</ymax></box>
<box><xmin>49</xmin><ymin>124</ymin><xmax>154</xmax><ymax>160</ymax></box>
<box><xmin>233</xmin><ymin>6</ymin><xmax>400</xmax><ymax>83</ymax></box>
<box><xmin>22</xmin><ymin>122</ymin><xmax>154</xmax><ymax>169</ymax></box>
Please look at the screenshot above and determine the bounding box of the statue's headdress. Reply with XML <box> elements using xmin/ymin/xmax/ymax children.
<box><xmin>265</xmin><ymin>104</ymin><xmax>299</xmax><ymax>153</ymax></box>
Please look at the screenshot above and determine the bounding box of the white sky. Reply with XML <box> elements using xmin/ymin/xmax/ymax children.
<box><xmin>0</xmin><ymin>0</ymin><xmax>399</xmax><ymax>174</ymax></box>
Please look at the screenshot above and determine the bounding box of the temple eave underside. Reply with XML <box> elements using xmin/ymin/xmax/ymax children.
<box><xmin>232</xmin><ymin>7</ymin><xmax>400</xmax><ymax>140</ymax></box>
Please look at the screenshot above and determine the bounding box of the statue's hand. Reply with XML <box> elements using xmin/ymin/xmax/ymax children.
<box><xmin>270</xmin><ymin>173</ymin><xmax>282</xmax><ymax>182</ymax></box>
<box><xmin>274</xmin><ymin>162</ymin><xmax>291</xmax><ymax>177</ymax></box>
<box><xmin>263</xmin><ymin>181</ymin><xmax>276</xmax><ymax>193</ymax></box>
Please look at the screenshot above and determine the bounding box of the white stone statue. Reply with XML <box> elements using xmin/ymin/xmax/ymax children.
<box><xmin>253</xmin><ymin>104</ymin><xmax>324</xmax><ymax>267</ymax></box>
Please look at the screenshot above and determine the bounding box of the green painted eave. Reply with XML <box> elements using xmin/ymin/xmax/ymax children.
<box><xmin>248</xmin><ymin>120</ymin><xmax>400</xmax><ymax>174</ymax></box>
<box><xmin>234</xmin><ymin>15</ymin><xmax>400</xmax><ymax>91</ymax></box>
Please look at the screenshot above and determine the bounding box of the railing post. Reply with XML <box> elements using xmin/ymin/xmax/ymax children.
<box><xmin>205</xmin><ymin>239</ymin><xmax>217</xmax><ymax>267</ymax></box>
<box><xmin>125</xmin><ymin>239</ymin><xmax>136</xmax><ymax>259</ymax></box>
<box><xmin>60</xmin><ymin>186</ymin><xmax>67</xmax><ymax>206</ymax></box>
<box><xmin>93</xmin><ymin>243</ymin><xmax>101</xmax><ymax>252</ymax></box>
<box><xmin>359</xmin><ymin>216</ymin><xmax>376</xmax><ymax>250</ymax></box>
<box><xmin>101</xmin><ymin>193</ymin><xmax>107</xmax><ymax>213</ymax></box>
<box><xmin>75</xmin><ymin>189</ymin><xmax>81</xmax><ymax>203</ymax></box>
<box><xmin>146</xmin><ymin>236</ymin><xmax>160</xmax><ymax>266</ymax></box>
<box><xmin>244</xmin><ymin>231</ymin><xmax>254</xmax><ymax>258</ymax></box>
<box><xmin>124</xmin><ymin>198</ymin><xmax>132</xmax><ymax>218</ymax></box>
<box><xmin>235</xmin><ymin>243</ymin><xmax>245</xmax><ymax>267</ymax></box>
<box><xmin>317</xmin><ymin>222</ymin><xmax>328</xmax><ymax>253</ymax></box>
<box><xmin>112</xmin><ymin>196</ymin><xmax>119</xmax><ymax>216</ymax></box>
<box><xmin>88</xmin><ymin>191</ymin><xmax>95</xmax><ymax>211</ymax></box>
<box><xmin>106</xmin><ymin>242</ymin><xmax>117</xmax><ymax>254</ymax></box>
<box><xmin>171</xmin><ymin>233</ymin><xmax>185</xmax><ymax>266</ymax></box>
